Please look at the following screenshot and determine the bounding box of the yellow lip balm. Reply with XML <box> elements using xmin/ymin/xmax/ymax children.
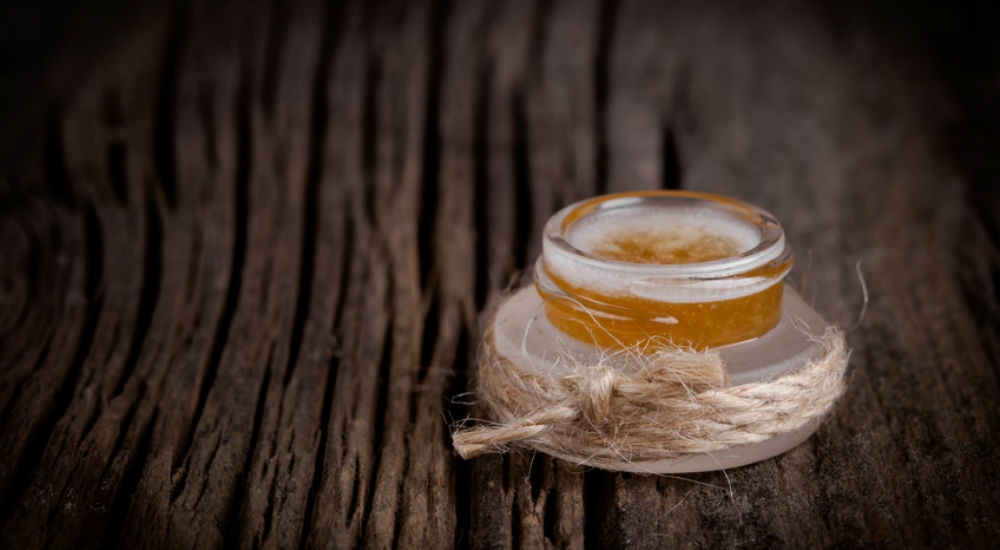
<box><xmin>535</xmin><ymin>190</ymin><xmax>793</xmax><ymax>350</ymax></box>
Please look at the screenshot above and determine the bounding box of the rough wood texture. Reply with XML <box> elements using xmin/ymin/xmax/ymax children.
<box><xmin>1</xmin><ymin>0</ymin><xmax>998</xmax><ymax>548</ymax></box>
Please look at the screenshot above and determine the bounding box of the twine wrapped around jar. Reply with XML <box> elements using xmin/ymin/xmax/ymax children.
<box><xmin>452</xmin><ymin>324</ymin><xmax>848</xmax><ymax>470</ymax></box>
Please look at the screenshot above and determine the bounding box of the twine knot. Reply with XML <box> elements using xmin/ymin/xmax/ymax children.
<box><xmin>573</xmin><ymin>365</ymin><xmax>618</xmax><ymax>423</ymax></box>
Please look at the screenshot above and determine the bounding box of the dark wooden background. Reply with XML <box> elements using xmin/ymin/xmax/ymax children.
<box><xmin>1</xmin><ymin>0</ymin><xmax>998</xmax><ymax>548</ymax></box>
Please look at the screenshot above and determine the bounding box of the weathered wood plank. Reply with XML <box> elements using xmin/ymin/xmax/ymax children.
<box><xmin>0</xmin><ymin>0</ymin><xmax>998</xmax><ymax>548</ymax></box>
<box><xmin>0</xmin><ymin>13</ymin><xmax>170</xmax><ymax>548</ymax></box>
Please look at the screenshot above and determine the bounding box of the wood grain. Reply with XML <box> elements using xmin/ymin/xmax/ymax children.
<box><xmin>0</xmin><ymin>0</ymin><xmax>998</xmax><ymax>548</ymax></box>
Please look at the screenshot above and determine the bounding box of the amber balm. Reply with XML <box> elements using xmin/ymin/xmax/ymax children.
<box><xmin>536</xmin><ymin>190</ymin><xmax>793</xmax><ymax>351</ymax></box>
<box><xmin>487</xmin><ymin>190</ymin><xmax>837</xmax><ymax>473</ymax></box>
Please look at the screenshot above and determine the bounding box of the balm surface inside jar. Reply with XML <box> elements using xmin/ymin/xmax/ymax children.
<box><xmin>535</xmin><ymin>190</ymin><xmax>793</xmax><ymax>349</ymax></box>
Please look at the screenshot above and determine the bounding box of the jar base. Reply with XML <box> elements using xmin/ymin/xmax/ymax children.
<box><xmin>489</xmin><ymin>285</ymin><xmax>832</xmax><ymax>473</ymax></box>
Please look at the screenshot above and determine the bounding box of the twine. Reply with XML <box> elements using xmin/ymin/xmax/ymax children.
<box><xmin>452</xmin><ymin>326</ymin><xmax>848</xmax><ymax>469</ymax></box>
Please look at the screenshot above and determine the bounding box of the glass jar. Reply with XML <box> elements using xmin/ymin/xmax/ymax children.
<box><xmin>535</xmin><ymin>190</ymin><xmax>794</xmax><ymax>349</ymax></box>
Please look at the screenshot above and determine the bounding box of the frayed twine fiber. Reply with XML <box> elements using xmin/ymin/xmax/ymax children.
<box><xmin>452</xmin><ymin>326</ymin><xmax>848</xmax><ymax>469</ymax></box>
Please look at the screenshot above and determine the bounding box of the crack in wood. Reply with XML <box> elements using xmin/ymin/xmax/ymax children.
<box><xmin>260</xmin><ymin>0</ymin><xmax>291</xmax><ymax>119</ymax></box>
<box><xmin>152</xmin><ymin>0</ymin><xmax>190</xmax><ymax>209</ymax></box>
<box><xmin>660</xmin><ymin>118</ymin><xmax>682</xmax><ymax>190</ymax></box>
<box><xmin>104</xmin><ymin>406</ymin><xmax>158</xmax><ymax>549</ymax></box>
<box><xmin>113</xmin><ymin>197</ymin><xmax>163</xmax><ymax>399</ymax></box>
<box><xmin>472</xmin><ymin>50</ymin><xmax>492</xmax><ymax>311</ymax></box>
<box><xmin>511</xmin><ymin>89</ymin><xmax>532</xmax><ymax>269</ymax></box>
<box><xmin>592</xmin><ymin>0</ymin><xmax>617</xmax><ymax>197</ymax></box>
<box><xmin>224</xmin><ymin>347</ymin><xmax>274</xmax><ymax>544</ymax></box>
<box><xmin>103</xmin><ymin>92</ymin><xmax>129</xmax><ymax>205</ymax></box>
<box><xmin>417</xmin><ymin>0</ymin><xmax>447</xmax><ymax>293</ymax></box>
<box><xmin>173</xmin><ymin>70</ymin><xmax>252</xmax><ymax>475</ymax></box>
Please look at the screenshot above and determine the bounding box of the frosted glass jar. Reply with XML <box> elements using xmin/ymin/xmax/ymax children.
<box><xmin>535</xmin><ymin>191</ymin><xmax>794</xmax><ymax>350</ymax></box>
<box><xmin>490</xmin><ymin>190</ymin><xmax>832</xmax><ymax>472</ymax></box>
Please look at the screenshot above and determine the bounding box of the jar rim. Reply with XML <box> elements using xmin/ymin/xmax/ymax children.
<box><xmin>543</xmin><ymin>190</ymin><xmax>790</xmax><ymax>280</ymax></box>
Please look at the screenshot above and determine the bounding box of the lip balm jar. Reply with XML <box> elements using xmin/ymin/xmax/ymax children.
<box><xmin>536</xmin><ymin>190</ymin><xmax>793</xmax><ymax>351</ymax></box>
<box><xmin>488</xmin><ymin>190</ymin><xmax>835</xmax><ymax>472</ymax></box>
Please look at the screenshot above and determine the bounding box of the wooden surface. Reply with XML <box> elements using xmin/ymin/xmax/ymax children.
<box><xmin>1</xmin><ymin>0</ymin><xmax>998</xmax><ymax>548</ymax></box>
